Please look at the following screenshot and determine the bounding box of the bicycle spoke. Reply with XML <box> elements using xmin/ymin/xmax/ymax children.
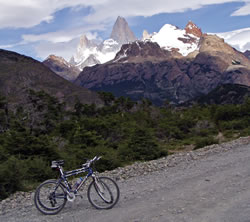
<box><xmin>87</xmin><ymin>177</ymin><xmax>120</xmax><ymax>209</ymax></box>
<box><xmin>34</xmin><ymin>180</ymin><xmax>67</xmax><ymax>215</ymax></box>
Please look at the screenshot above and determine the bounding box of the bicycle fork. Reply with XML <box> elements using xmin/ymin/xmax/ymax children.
<box><xmin>93</xmin><ymin>175</ymin><xmax>104</xmax><ymax>193</ymax></box>
<box><xmin>92</xmin><ymin>175</ymin><xmax>114</xmax><ymax>204</ymax></box>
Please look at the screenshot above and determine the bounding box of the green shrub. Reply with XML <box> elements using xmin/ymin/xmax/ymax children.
<box><xmin>194</xmin><ymin>136</ymin><xmax>219</xmax><ymax>149</ymax></box>
<box><xmin>119</xmin><ymin>128</ymin><xmax>166</xmax><ymax>161</ymax></box>
<box><xmin>23</xmin><ymin>157</ymin><xmax>54</xmax><ymax>182</ymax></box>
<box><xmin>0</xmin><ymin>157</ymin><xmax>26</xmax><ymax>200</ymax></box>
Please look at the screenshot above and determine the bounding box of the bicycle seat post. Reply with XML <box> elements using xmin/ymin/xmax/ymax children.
<box><xmin>58</xmin><ymin>165</ymin><xmax>64</xmax><ymax>177</ymax></box>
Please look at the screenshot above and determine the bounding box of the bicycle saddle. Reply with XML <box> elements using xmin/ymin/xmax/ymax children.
<box><xmin>51</xmin><ymin>160</ymin><xmax>64</xmax><ymax>168</ymax></box>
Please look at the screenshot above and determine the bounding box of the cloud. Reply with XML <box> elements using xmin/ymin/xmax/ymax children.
<box><xmin>19</xmin><ymin>24</ymin><xmax>104</xmax><ymax>60</ymax></box>
<box><xmin>34</xmin><ymin>38</ymin><xmax>79</xmax><ymax>61</ymax></box>
<box><xmin>0</xmin><ymin>0</ymin><xmax>103</xmax><ymax>29</ymax></box>
<box><xmin>232</xmin><ymin>2</ymin><xmax>250</xmax><ymax>16</ymax></box>
<box><xmin>84</xmin><ymin>0</ymin><xmax>250</xmax><ymax>23</ymax></box>
<box><xmin>1</xmin><ymin>0</ymin><xmax>250</xmax><ymax>61</ymax></box>
<box><xmin>20</xmin><ymin>28</ymin><xmax>102</xmax><ymax>60</ymax></box>
<box><xmin>22</xmin><ymin>24</ymin><xmax>104</xmax><ymax>44</ymax></box>
<box><xmin>216</xmin><ymin>27</ymin><xmax>250</xmax><ymax>52</ymax></box>
<box><xmin>0</xmin><ymin>0</ymin><xmax>249</xmax><ymax>29</ymax></box>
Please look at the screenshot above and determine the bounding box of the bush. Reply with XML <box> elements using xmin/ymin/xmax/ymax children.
<box><xmin>194</xmin><ymin>136</ymin><xmax>219</xmax><ymax>149</ymax></box>
<box><xmin>214</xmin><ymin>105</ymin><xmax>240</xmax><ymax>122</ymax></box>
<box><xmin>23</xmin><ymin>157</ymin><xmax>54</xmax><ymax>182</ymax></box>
<box><xmin>0</xmin><ymin>157</ymin><xmax>26</xmax><ymax>200</ymax></box>
<box><xmin>119</xmin><ymin>128</ymin><xmax>166</xmax><ymax>161</ymax></box>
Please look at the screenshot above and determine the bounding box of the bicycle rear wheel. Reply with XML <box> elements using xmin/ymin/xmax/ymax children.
<box><xmin>87</xmin><ymin>176</ymin><xmax>120</xmax><ymax>209</ymax></box>
<box><xmin>34</xmin><ymin>179</ymin><xmax>67</xmax><ymax>215</ymax></box>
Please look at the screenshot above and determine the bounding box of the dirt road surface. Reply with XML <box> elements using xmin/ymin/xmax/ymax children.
<box><xmin>1</xmin><ymin>140</ymin><xmax>250</xmax><ymax>222</ymax></box>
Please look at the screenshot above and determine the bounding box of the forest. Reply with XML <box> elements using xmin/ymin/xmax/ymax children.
<box><xmin>0</xmin><ymin>90</ymin><xmax>250</xmax><ymax>200</ymax></box>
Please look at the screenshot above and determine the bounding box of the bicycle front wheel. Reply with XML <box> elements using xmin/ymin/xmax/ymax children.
<box><xmin>34</xmin><ymin>179</ymin><xmax>67</xmax><ymax>215</ymax></box>
<box><xmin>87</xmin><ymin>176</ymin><xmax>120</xmax><ymax>209</ymax></box>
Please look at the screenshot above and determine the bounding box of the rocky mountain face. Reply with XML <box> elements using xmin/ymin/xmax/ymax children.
<box><xmin>185</xmin><ymin>21</ymin><xmax>202</xmax><ymax>38</ymax></box>
<box><xmin>0</xmin><ymin>49</ymin><xmax>101</xmax><ymax>109</ymax></box>
<box><xmin>43</xmin><ymin>55</ymin><xmax>80</xmax><ymax>81</ymax></box>
<box><xmin>74</xmin><ymin>25</ymin><xmax>250</xmax><ymax>105</ymax></box>
<box><xmin>244</xmin><ymin>50</ymin><xmax>250</xmax><ymax>59</ymax></box>
<box><xmin>113</xmin><ymin>41</ymin><xmax>172</xmax><ymax>63</ymax></box>
<box><xmin>110</xmin><ymin>16</ymin><xmax>137</xmax><ymax>44</ymax></box>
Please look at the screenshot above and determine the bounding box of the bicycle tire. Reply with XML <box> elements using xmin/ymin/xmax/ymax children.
<box><xmin>87</xmin><ymin>176</ymin><xmax>120</xmax><ymax>209</ymax></box>
<box><xmin>34</xmin><ymin>179</ymin><xmax>67</xmax><ymax>215</ymax></box>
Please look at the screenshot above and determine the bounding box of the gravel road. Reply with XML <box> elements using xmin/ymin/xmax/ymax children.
<box><xmin>1</xmin><ymin>137</ymin><xmax>250</xmax><ymax>222</ymax></box>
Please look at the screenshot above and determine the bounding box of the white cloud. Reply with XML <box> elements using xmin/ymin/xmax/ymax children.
<box><xmin>21</xmin><ymin>28</ymin><xmax>102</xmax><ymax>60</ymax></box>
<box><xmin>216</xmin><ymin>27</ymin><xmax>250</xmax><ymax>52</ymax></box>
<box><xmin>84</xmin><ymin>0</ymin><xmax>250</xmax><ymax>23</ymax></box>
<box><xmin>19</xmin><ymin>25</ymin><xmax>104</xmax><ymax>60</ymax></box>
<box><xmin>34</xmin><ymin>38</ymin><xmax>79</xmax><ymax>61</ymax></box>
<box><xmin>1</xmin><ymin>0</ymin><xmax>250</xmax><ymax>61</ymax></box>
<box><xmin>0</xmin><ymin>0</ymin><xmax>249</xmax><ymax>29</ymax></box>
<box><xmin>0</xmin><ymin>0</ymin><xmax>103</xmax><ymax>28</ymax></box>
<box><xmin>22</xmin><ymin>24</ymin><xmax>103</xmax><ymax>44</ymax></box>
<box><xmin>232</xmin><ymin>2</ymin><xmax>250</xmax><ymax>16</ymax></box>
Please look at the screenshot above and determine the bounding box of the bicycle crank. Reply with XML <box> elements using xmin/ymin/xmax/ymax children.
<box><xmin>67</xmin><ymin>192</ymin><xmax>76</xmax><ymax>202</ymax></box>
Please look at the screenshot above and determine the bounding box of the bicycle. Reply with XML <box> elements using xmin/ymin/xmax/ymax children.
<box><xmin>34</xmin><ymin>156</ymin><xmax>120</xmax><ymax>215</ymax></box>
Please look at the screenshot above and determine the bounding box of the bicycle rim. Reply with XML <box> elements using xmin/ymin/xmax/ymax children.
<box><xmin>87</xmin><ymin>176</ymin><xmax>120</xmax><ymax>209</ymax></box>
<box><xmin>34</xmin><ymin>180</ymin><xmax>67</xmax><ymax>215</ymax></box>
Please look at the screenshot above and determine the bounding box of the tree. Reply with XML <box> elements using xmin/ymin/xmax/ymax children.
<box><xmin>119</xmin><ymin>127</ymin><xmax>164</xmax><ymax>161</ymax></box>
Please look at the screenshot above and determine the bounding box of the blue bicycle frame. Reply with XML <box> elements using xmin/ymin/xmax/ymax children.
<box><xmin>58</xmin><ymin>165</ymin><xmax>94</xmax><ymax>194</ymax></box>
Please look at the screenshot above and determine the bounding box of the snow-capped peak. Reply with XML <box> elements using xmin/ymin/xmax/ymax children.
<box><xmin>71</xmin><ymin>37</ymin><xmax>120</xmax><ymax>70</ymax></box>
<box><xmin>70</xmin><ymin>16</ymin><xmax>137</xmax><ymax>70</ymax></box>
<box><xmin>147</xmin><ymin>23</ymin><xmax>201</xmax><ymax>56</ymax></box>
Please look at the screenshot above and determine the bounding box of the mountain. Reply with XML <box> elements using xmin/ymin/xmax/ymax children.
<box><xmin>113</xmin><ymin>41</ymin><xmax>172</xmax><ymax>63</ymax></box>
<box><xmin>185</xmin><ymin>21</ymin><xmax>202</xmax><ymax>38</ymax></box>
<box><xmin>74</xmin><ymin>22</ymin><xmax>250</xmax><ymax>105</ymax></box>
<box><xmin>0</xmin><ymin>49</ymin><xmax>101</xmax><ymax>109</ymax></box>
<box><xmin>43</xmin><ymin>16</ymin><xmax>136</xmax><ymax>81</ymax></box>
<box><xmin>143</xmin><ymin>21</ymin><xmax>201</xmax><ymax>57</ymax></box>
<box><xmin>110</xmin><ymin>16</ymin><xmax>137</xmax><ymax>44</ymax></box>
<box><xmin>69</xmin><ymin>16</ymin><xmax>136</xmax><ymax>71</ymax></box>
<box><xmin>43</xmin><ymin>55</ymin><xmax>80</xmax><ymax>81</ymax></box>
<box><xmin>244</xmin><ymin>50</ymin><xmax>250</xmax><ymax>59</ymax></box>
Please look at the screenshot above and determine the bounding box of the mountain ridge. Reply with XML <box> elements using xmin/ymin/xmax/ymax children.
<box><xmin>69</xmin><ymin>16</ymin><xmax>137</xmax><ymax>71</ymax></box>
<box><xmin>43</xmin><ymin>55</ymin><xmax>80</xmax><ymax>81</ymax></box>
<box><xmin>74</xmin><ymin>32</ymin><xmax>250</xmax><ymax>105</ymax></box>
<box><xmin>0</xmin><ymin>49</ymin><xmax>101</xmax><ymax>109</ymax></box>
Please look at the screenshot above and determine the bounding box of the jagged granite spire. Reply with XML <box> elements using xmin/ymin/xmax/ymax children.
<box><xmin>110</xmin><ymin>16</ymin><xmax>137</xmax><ymax>44</ymax></box>
<box><xmin>185</xmin><ymin>21</ymin><xmax>202</xmax><ymax>38</ymax></box>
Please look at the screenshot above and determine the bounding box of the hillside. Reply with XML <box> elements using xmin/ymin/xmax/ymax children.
<box><xmin>0</xmin><ymin>49</ymin><xmax>101</xmax><ymax>109</ymax></box>
<box><xmin>184</xmin><ymin>84</ymin><xmax>250</xmax><ymax>105</ymax></box>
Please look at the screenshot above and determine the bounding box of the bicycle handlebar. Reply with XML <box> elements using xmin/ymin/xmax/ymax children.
<box><xmin>82</xmin><ymin>156</ymin><xmax>102</xmax><ymax>168</ymax></box>
<box><xmin>51</xmin><ymin>156</ymin><xmax>101</xmax><ymax>170</ymax></box>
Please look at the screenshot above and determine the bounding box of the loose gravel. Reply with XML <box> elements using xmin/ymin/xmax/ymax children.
<box><xmin>0</xmin><ymin>136</ymin><xmax>250</xmax><ymax>222</ymax></box>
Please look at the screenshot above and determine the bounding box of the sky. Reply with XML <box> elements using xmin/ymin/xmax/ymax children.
<box><xmin>0</xmin><ymin>0</ymin><xmax>250</xmax><ymax>61</ymax></box>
